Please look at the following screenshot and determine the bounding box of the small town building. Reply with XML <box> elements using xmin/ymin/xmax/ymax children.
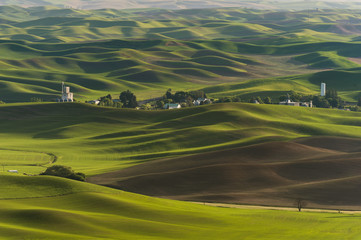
<box><xmin>88</xmin><ymin>100</ymin><xmax>100</xmax><ymax>105</ymax></box>
<box><xmin>193</xmin><ymin>98</ymin><xmax>212</xmax><ymax>106</ymax></box>
<box><xmin>300</xmin><ymin>101</ymin><xmax>313</xmax><ymax>108</ymax></box>
<box><xmin>279</xmin><ymin>94</ymin><xmax>312</xmax><ymax>107</ymax></box>
<box><xmin>279</xmin><ymin>98</ymin><xmax>300</xmax><ymax>106</ymax></box>
<box><xmin>59</xmin><ymin>82</ymin><xmax>73</xmax><ymax>102</ymax></box>
<box><xmin>164</xmin><ymin>103</ymin><xmax>181</xmax><ymax>109</ymax></box>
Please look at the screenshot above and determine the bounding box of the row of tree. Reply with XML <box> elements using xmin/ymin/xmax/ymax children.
<box><xmin>279</xmin><ymin>90</ymin><xmax>344</xmax><ymax>108</ymax></box>
<box><xmin>92</xmin><ymin>89</ymin><xmax>361</xmax><ymax>111</ymax></box>
<box><xmin>97</xmin><ymin>90</ymin><xmax>138</xmax><ymax>108</ymax></box>
<box><xmin>155</xmin><ymin>89</ymin><xmax>209</xmax><ymax>109</ymax></box>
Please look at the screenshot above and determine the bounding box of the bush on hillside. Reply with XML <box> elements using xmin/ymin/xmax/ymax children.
<box><xmin>41</xmin><ymin>165</ymin><xmax>86</xmax><ymax>181</ymax></box>
<box><xmin>30</xmin><ymin>97</ymin><xmax>43</xmax><ymax>102</ymax></box>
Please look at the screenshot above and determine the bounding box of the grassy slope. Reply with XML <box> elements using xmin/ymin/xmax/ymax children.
<box><xmin>1</xmin><ymin>103</ymin><xmax>361</xmax><ymax>239</ymax></box>
<box><xmin>2</xmin><ymin>38</ymin><xmax>361</xmax><ymax>102</ymax></box>
<box><xmin>2</xmin><ymin>102</ymin><xmax>361</xmax><ymax>176</ymax></box>
<box><xmin>0</xmin><ymin>39</ymin><xmax>318</xmax><ymax>102</ymax></box>
<box><xmin>90</xmin><ymin>136</ymin><xmax>361</xmax><ymax>209</ymax></box>
<box><xmin>202</xmin><ymin>68</ymin><xmax>361</xmax><ymax>101</ymax></box>
<box><xmin>1</xmin><ymin>175</ymin><xmax>361</xmax><ymax>239</ymax></box>
<box><xmin>0</xmin><ymin>9</ymin><xmax>360</xmax><ymax>101</ymax></box>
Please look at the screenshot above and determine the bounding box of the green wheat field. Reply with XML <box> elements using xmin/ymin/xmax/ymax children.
<box><xmin>0</xmin><ymin>4</ymin><xmax>361</xmax><ymax>240</ymax></box>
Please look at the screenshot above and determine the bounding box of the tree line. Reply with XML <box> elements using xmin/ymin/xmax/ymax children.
<box><xmin>95</xmin><ymin>90</ymin><xmax>138</xmax><ymax>108</ymax></box>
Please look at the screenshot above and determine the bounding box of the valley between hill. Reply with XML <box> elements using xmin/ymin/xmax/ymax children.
<box><xmin>0</xmin><ymin>8</ymin><xmax>360</xmax><ymax>102</ymax></box>
<box><xmin>1</xmin><ymin>102</ymin><xmax>361</xmax><ymax>211</ymax></box>
<box><xmin>2</xmin><ymin>103</ymin><xmax>361</xmax><ymax>239</ymax></box>
<box><xmin>2</xmin><ymin>5</ymin><xmax>361</xmax><ymax>239</ymax></box>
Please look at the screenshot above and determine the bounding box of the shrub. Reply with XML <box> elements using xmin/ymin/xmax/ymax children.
<box><xmin>41</xmin><ymin>165</ymin><xmax>86</xmax><ymax>181</ymax></box>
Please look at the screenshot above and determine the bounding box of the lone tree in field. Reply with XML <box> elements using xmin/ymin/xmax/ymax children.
<box><xmin>295</xmin><ymin>199</ymin><xmax>307</xmax><ymax>212</ymax></box>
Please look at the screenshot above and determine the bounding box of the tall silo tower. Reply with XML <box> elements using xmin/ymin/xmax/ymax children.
<box><xmin>321</xmin><ymin>83</ymin><xmax>326</xmax><ymax>97</ymax></box>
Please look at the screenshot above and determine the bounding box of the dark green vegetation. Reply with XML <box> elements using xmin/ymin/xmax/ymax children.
<box><xmin>41</xmin><ymin>165</ymin><xmax>86</xmax><ymax>181</ymax></box>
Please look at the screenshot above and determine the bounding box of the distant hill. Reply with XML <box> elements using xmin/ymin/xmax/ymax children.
<box><xmin>2</xmin><ymin>0</ymin><xmax>361</xmax><ymax>10</ymax></box>
<box><xmin>0</xmin><ymin>8</ymin><xmax>359</xmax><ymax>102</ymax></box>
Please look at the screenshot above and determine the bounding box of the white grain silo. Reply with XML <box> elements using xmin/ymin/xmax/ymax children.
<box><xmin>61</xmin><ymin>82</ymin><xmax>74</xmax><ymax>102</ymax></box>
<box><xmin>321</xmin><ymin>83</ymin><xmax>326</xmax><ymax>97</ymax></box>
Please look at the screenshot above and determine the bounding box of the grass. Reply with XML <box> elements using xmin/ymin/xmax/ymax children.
<box><xmin>0</xmin><ymin>174</ymin><xmax>361</xmax><ymax>239</ymax></box>
<box><xmin>2</xmin><ymin>6</ymin><xmax>361</xmax><ymax>239</ymax></box>
<box><xmin>1</xmin><ymin>102</ymin><xmax>361</xmax><ymax>176</ymax></box>
<box><xmin>0</xmin><ymin>100</ymin><xmax>361</xmax><ymax>239</ymax></box>
<box><xmin>294</xmin><ymin>51</ymin><xmax>361</xmax><ymax>69</ymax></box>
<box><xmin>3</xmin><ymin>37</ymin><xmax>361</xmax><ymax>102</ymax></box>
<box><xmin>0</xmin><ymin>9</ymin><xmax>361</xmax><ymax>101</ymax></box>
<box><xmin>201</xmin><ymin>67</ymin><xmax>361</xmax><ymax>102</ymax></box>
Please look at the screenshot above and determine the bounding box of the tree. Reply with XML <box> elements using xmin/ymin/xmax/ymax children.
<box><xmin>190</xmin><ymin>90</ymin><xmax>206</xmax><ymax>99</ymax></box>
<box><xmin>295</xmin><ymin>199</ymin><xmax>307</xmax><ymax>212</ymax></box>
<box><xmin>263</xmin><ymin>97</ymin><xmax>272</xmax><ymax>104</ymax></box>
<box><xmin>279</xmin><ymin>94</ymin><xmax>288</xmax><ymax>102</ymax></box>
<box><xmin>326</xmin><ymin>89</ymin><xmax>338</xmax><ymax>99</ymax></box>
<box><xmin>173</xmin><ymin>91</ymin><xmax>188</xmax><ymax>102</ymax></box>
<box><xmin>113</xmin><ymin>101</ymin><xmax>123</xmax><ymax>108</ymax></box>
<box><xmin>249</xmin><ymin>97</ymin><xmax>256</xmax><ymax>103</ymax></box>
<box><xmin>30</xmin><ymin>97</ymin><xmax>42</xmax><ymax>102</ymax></box>
<box><xmin>358</xmin><ymin>97</ymin><xmax>361</xmax><ymax>107</ymax></box>
<box><xmin>255</xmin><ymin>96</ymin><xmax>264</xmax><ymax>104</ymax></box>
<box><xmin>312</xmin><ymin>96</ymin><xmax>330</xmax><ymax>108</ymax></box>
<box><xmin>232</xmin><ymin>96</ymin><xmax>241</xmax><ymax>102</ymax></box>
<box><xmin>156</xmin><ymin>100</ymin><xmax>165</xmax><ymax>109</ymax></box>
<box><xmin>99</xmin><ymin>97</ymin><xmax>113</xmax><ymax>107</ymax></box>
<box><xmin>41</xmin><ymin>165</ymin><xmax>85</xmax><ymax>181</ymax></box>
<box><xmin>185</xmin><ymin>96</ymin><xmax>194</xmax><ymax>107</ymax></box>
<box><xmin>99</xmin><ymin>94</ymin><xmax>112</xmax><ymax>102</ymax></box>
<box><xmin>140</xmin><ymin>103</ymin><xmax>152</xmax><ymax>110</ymax></box>
<box><xmin>165</xmin><ymin>89</ymin><xmax>173</xmax><ymax>99</ymax></box>
<box><xmin>218</xmin><ymin>97</ymin><xmax>232</xmax><ymax>103</ymax></box>
<box><xmin>119</xmin><ymin>90</ymin><xmax>138</xmax><ymax>108</ymax></box>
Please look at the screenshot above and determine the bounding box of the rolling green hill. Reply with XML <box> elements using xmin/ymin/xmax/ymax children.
<box><xmin>0</xmin><ymin>39</ymin><xmax>319</xmax><ymax>102</ymax></box>
<box><xmin>2</xmin><ymin>102</ymin><xmax>361</xmax><ymax>239</ymax></box>
<box><xmin>0</xmin><ymin>8</ymin><xmax>359</xmax><ymax>43</ymax></box>
<box><xmin>2</xmin><ymin>174</ymin><xmax>361</xmax><ymax>239</ymax></box>
<box><xmin>0</xmin><ymin>8</ymin><xmax>360</xmax><ymax>102</ymax></box>
<box><xmin>3</xmin><ymin>5</ymin><xmax>361</xmax><ymax>240</ymax></box>
<box><xmin>202</xmin><ymin>68</ymin><xmax>361</xmax><ymax>101</ymax></box>
<box><xmin>2</xmin><ymin>102</ymin><xmax>361</xmax><ymax>176</ymax></box>
<box><xmin>2</xmin><ymin>38</ymin><xmax>361</xmax><ymax>102</ymax></box>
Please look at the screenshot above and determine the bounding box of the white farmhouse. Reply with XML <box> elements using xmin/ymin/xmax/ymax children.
<box><xmin>164</xmin><ymin>103</ymin><xmax>181</xmax><ymax>109</ymax></box>
<box><xmin>193</xmin><ymin>98</ymin><xmax>212</xmax><ymax>106</ymax></box>
<box><xmin>88</xmin><ymin>100</ymin><xmax>100</xmax><ymax>105</ymax></box>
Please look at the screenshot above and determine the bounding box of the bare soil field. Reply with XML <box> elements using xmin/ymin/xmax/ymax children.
<box><xmin>89</xmin><ymin>136</ymin><xmax>361</xmax><ymax>210</ymax></box>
